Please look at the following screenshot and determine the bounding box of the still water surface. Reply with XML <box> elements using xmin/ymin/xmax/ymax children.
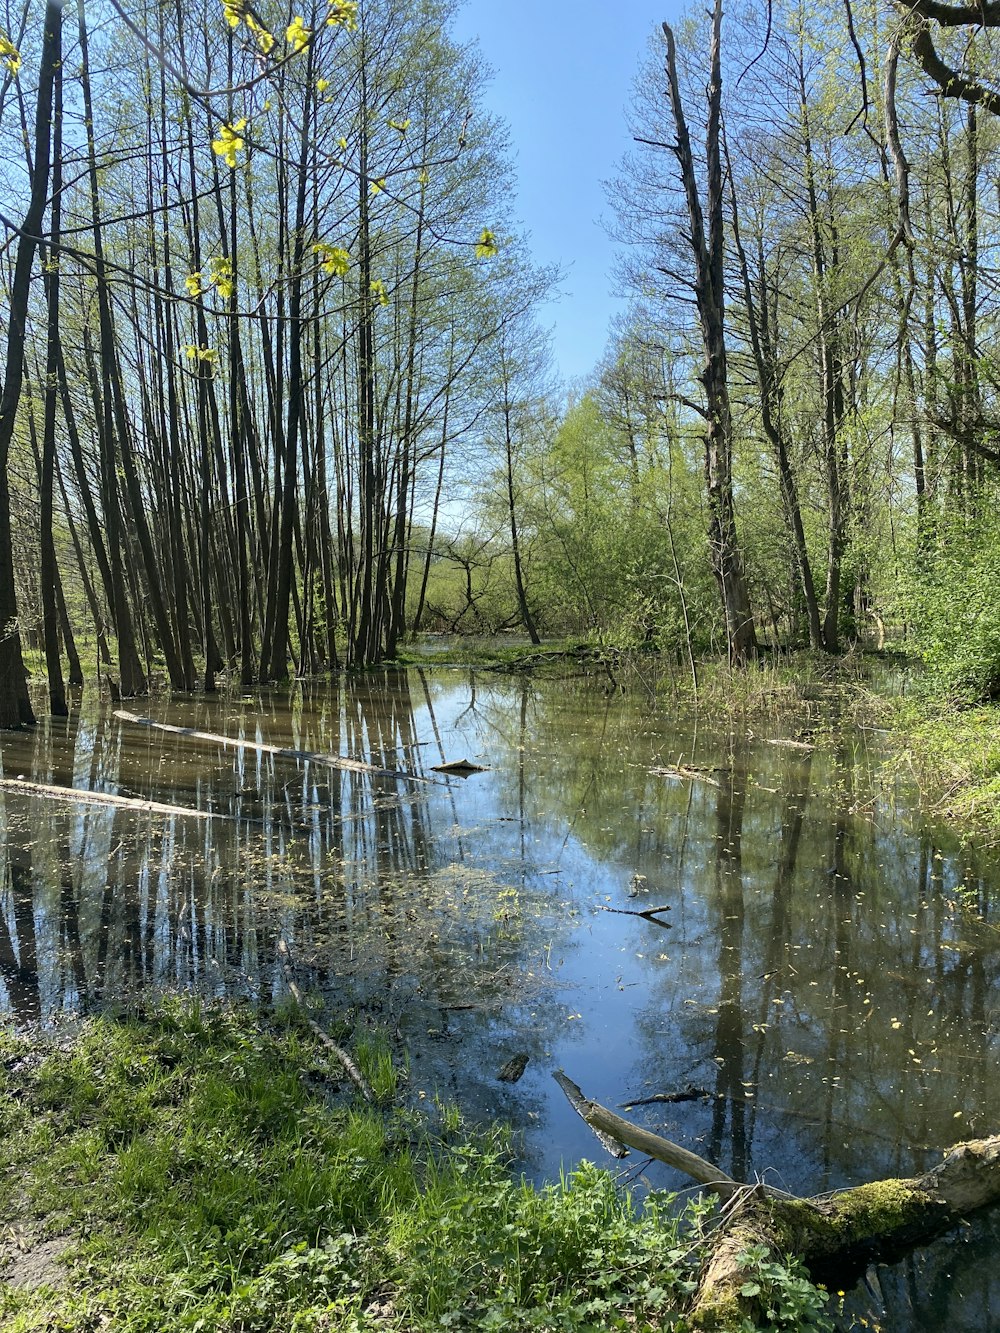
<box><xmin>1</xmin><ymin>667</ymin><xmax>999</xmax><ymax>1328</ymax></box>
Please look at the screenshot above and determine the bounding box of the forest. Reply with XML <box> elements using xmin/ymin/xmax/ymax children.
<box><xmin>4</xmin><ymin>0</ymin><xmax>1000</xmax><ymax>1330</ymax></box>
<box><xmin>1</xmin><ymin>0</ymin><xmax>1000</xmax><ymax>724</ymax></box>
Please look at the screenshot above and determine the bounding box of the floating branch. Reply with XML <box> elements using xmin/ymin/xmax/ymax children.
<box><xmin>598</xmin><ymin>903</ymin><xmax>673</xmax><ymax>925</ymax></box>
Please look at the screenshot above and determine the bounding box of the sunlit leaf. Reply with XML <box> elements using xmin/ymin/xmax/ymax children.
<box><xmin>212</xmin><ymin>119</ymin><xmax>248</xmax><ymax>168</ymax></box>
<box><xmin>285</xmin><ymin>14</ymin><xmax>311</xmax><ymax>52</ymax></box>
<box><xmin>0</xmin><ymin>30</ymin><xmax>21</xmax><ymax>76</ymax></box>
<box><xmin>326</xmin><ymin>0</ymin><xmax>358</xmax><ymax>29</ymax></box>
<box><xmin>247</xmin><ymin>15</ymin><xmax>274</xmax><ymax>53</ymax></box>
<box><xmin>474</xmin><ymin>227</ymin><xmax>498</xmax><ymax>259</ymax></box>
<box><xmin>312</xmin><ymin>242</ymin><xmax>350</xmax><ymax>277</ymax></box>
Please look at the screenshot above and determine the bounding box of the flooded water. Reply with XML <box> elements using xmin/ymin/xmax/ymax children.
<box><xmin>1</xmin><ymin>666</ymin><xmax>999</xmax><ymax>1329</ymax></box>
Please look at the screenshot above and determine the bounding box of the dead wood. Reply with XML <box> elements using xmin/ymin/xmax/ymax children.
<box><xmin>430</xmin><ymin>758</ymin><xmax>489</xmax><ymax>776</ymax></box>
<box><xmin>276</xmin><ymin>938</ymin><xmax>374</xmax><ymax>1102</ymax></box>
<box><xmin>553</xmin><ymin>1071</ymin><xmax>742</xmax><ymax>1188</ymax></box>
<box><xmin>599</xmin><ymin>903</ymin><xmax>672</xmax><ymax>924</ymax></box>
<box><xmin>623</xmin><ymin>1086</ymin><xmax>712</xmax><ymax>1108</ymax></box>
<box><xmin>0</xmin><ymin>776</ymin><xmax>215</xmax><ymax>820</ymax></box>
<box><xmin>556</xmin><ymin>1071</ymin><xmax>1000</xmax><ymax>1329</ymax></box>
<box><xmin>650</xmin><ymin>764</ymin><xmax>722</xmax><ymax>788</ymax></box>
<box><xmin>115</xmin><ymin>710</ymin><xmax>427</xmax><ymax>783</ymax></box>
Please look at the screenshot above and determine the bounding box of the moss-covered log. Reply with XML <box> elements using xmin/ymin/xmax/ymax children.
<box><xmin>555</xmin><ymin>1072</ymin><xmax>1000</xmax><ymax>1330</ymax></box>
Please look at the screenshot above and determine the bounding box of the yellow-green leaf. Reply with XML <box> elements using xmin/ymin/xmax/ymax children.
<box><xmin>326</xmin><ymin>0</ymin><xmax>358</xmax><ymax>29</ymax></box>
<box><xmin>247</xmin><ymin>15</ymin><xmax>274</xmax><ymax>53</ymax></box>
<box><xmin>0</xmin><ymin>30</ymin><xmax>21</xmax><ymax>75</ymax></box>
<box><xmin>207</xmin><ymin>256</ymin><xmax>234</xmax><ymax>300</ymax></box>
<box><xmin>212</xmin><ymin>119</ymin><xmax>248</xmax><ymax>168</ymax></box>
<box><xmin>285</xmin><ymin>14</ymin><xmax>311</xmax><ymax>52</ymax></box>
<box><xmin>312</xmin><ymin>242</ymin><xmax>350</xmax><ymax>277</ymax></box>
<box><xmin>475</xmin><ymin>228</ymin><xmax>498</xmax><ymax>259</ymax></box>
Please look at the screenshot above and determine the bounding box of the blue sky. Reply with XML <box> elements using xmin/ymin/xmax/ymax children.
<box><xmin>450</xmin><ymin>2</ymin><xmax>682</xmax><ymax>388</ymax></box>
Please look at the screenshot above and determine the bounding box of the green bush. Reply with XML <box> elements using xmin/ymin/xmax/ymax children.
<box><xmin>905</xmin><ymin>509</ymin><xmax>1000</xmax><ymax>702</ymax></box>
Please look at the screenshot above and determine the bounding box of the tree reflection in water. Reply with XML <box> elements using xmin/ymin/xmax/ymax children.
<box><xmin>1</xmin><ymin>671</ymin><xmax>1000</xmax><ymax>1330</ymax></box>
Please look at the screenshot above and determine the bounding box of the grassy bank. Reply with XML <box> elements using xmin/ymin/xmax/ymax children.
<box><xmin>0</xmin><ymin>1002</ymin><xmax>834</xmax><ymax>1331</ymax></box>
<box><xmin>887</xmin><ymin>698</ymin><xmax>1000</xmax><ymax>841</ymax></box>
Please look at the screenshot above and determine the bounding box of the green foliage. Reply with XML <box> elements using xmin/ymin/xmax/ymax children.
<box><xmin>485</xmin><ymin>390</ymin><xmax>717</xmax><ymax>654</ymax></box>
<box><xmin>904</xmin><ymin>507</ymin><xmax>1000</xmax><ymax>702</ymax></box>
<box><xmin>0</xmin><ymin>1002</ymin><xmax>827</xmax><ymax>1332</ymax></box>
<box><xmin>735</xmin><ymin>1245</ymin><xmax>834</xmax><ymax>1331</ymax></box>
<box><xmin>889</xmin><ymin>696</ymin><xmax>1000</xmax><ymax>835</ymax></box>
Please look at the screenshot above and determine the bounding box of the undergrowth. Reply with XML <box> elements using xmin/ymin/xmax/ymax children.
<box><xmin>888</xmin><ymin>697</ymin><xmax>1000</xmax><ymax>841</ymax></box>
<box><xmin>0</xmin><ymin>1001</ymin><xmax>831</xmax><ymax>1331</ymax></box>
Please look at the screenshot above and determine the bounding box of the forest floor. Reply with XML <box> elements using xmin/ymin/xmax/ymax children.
<box><xmin>0</xmin><ymin>1002</ymin><xmax>836</xmax><ymax>1332</ymax></box>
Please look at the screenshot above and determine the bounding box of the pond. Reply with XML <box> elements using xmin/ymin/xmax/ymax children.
<box><xmin>1</xmin><ymin>666</ymin><xmax>998</xmax><ymax>1329</ymax></box>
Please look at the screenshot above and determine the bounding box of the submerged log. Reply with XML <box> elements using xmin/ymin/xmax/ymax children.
<box><xmin>0</xmin><ymin>776</ymin><xmax>216</xmax><ymax>820</ymax></box>
<box><xmin>430</xmin><ymin>758</ymin><xmax>490</xmax><ymax>776</ymax></box>
<box><xmin>555</xmin><ymin>1072</ymin><xmax>1000</xmax><ymax>1329</ymax></box>
<box><xmin>650</xmin><ymin>764</ymin><xmax>722</xmax><ymax>788</ymax></box>
<box><xmin>115</xmin><ymin>710</ymin><xmax>426</xmax><ymax>783</ymax></box>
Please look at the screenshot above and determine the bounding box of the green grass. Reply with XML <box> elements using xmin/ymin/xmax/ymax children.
<box><xmin>0</xmin><ymin>1001</ymin><xmax>750</xmax><ymax>1332</ymax></box>
<box><xmin>888</xmin><ymin>697</ymin><xmax>1000</xmax><ymax>840</ymax></box>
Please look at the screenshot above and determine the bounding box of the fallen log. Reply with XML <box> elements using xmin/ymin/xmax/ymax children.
<box><xmin>0</xmin><ymin>776</ymin><xmax>215</xmax><ymax>820</ymax></box>
<box><xmin>115</xmin><ymin>710</ymin><xmax>427</xmax><ymax>783</ymax></box>
<box><xmin>554</xmin><ymin>1072</ymin><xmax>1000</xmax><ymax>1329</ymax></box>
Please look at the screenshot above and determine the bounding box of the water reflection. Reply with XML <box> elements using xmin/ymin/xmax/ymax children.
<box><xmin>1</xmin><ymin>669</ymin><xmax>1000</xmax><ymax>1330</ymax></box>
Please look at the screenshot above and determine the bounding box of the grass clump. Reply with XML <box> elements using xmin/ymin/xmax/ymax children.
<box><xmin>0</xmin><ymin>1001</ymin><xmax>725</xmax><ymax>1331</ymax></box>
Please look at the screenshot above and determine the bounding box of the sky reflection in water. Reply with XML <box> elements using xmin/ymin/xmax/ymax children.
<box><xmin>0</xmin><ymin>667</ymin><xmax>998</xmax><ymax>1329</ymax></box>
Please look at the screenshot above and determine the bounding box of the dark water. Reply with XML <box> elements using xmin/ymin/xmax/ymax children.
<box><xmin>1</xmin><ymin>667</ymin><xmax>999</xmax><ymax>1329</ymax></box>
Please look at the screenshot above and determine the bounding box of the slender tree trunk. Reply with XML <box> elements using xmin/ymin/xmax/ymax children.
<box><xmin>77</xmin><ymin>0</ymin><xmax>147</xmax><ymax>697</ymax></box>
<box><xmin>0</xmin><ymin>0</ymin><xmax>65</xmax><ymax>727</ymax></box>
<box><xmin>663</xmin><ymin>8</ymin><xmax>757</xmax><ymax>665</ymax></box>
<box><xmin>503</xmin><ymin>398</ymin><xmax>540</xmax><ymax>644</ymax></box>
<box><xmin>39</xmin><ymin>38</ymin><xmax>67</xmax><ymax>714</ymax></box>
<box><xmin>267</xmin><ymin>63</ymin><xmax>313</xmax><ymax>681</ymax></box>
<box><xmin>727</xmin><ymin>148</ymin><xmax>822</xmax><ymax>650</ymax></box>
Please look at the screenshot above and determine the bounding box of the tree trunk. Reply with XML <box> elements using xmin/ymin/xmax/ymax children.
<box><xmin>662</xmin><ymin>9</ymin><xmax>757</xmax><ymax>665</ymax></box>
<box><xmin>0</xmin><ymin>0</ymin><xmax>65</xmax><ymax>728</ymax></box>
<box><xmin>556</xmin><ymin>1075</ymin><xmax>1000</xmax><ymax>1330</ymax></box>
<box><xmin>39</xmin><ymin>43</ymin><xmax>67</xmax><ymax>716</ymax></box>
